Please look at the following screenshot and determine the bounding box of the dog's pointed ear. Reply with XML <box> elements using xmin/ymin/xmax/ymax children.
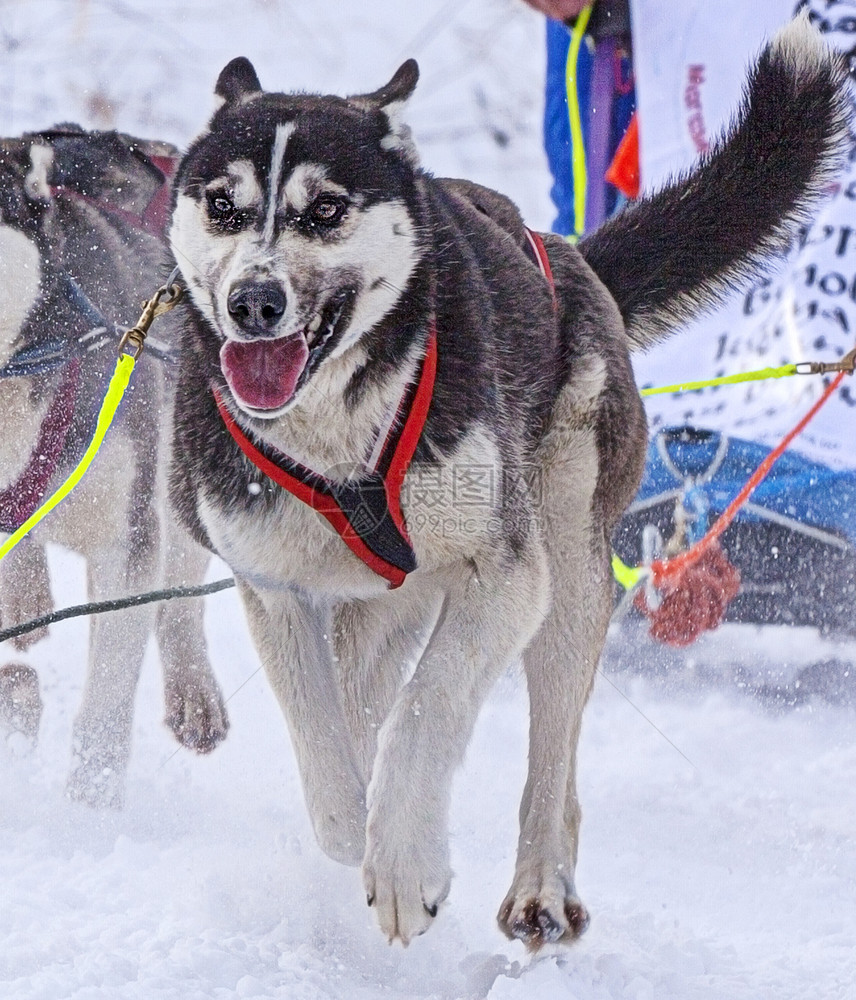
<box><xmin>365</xmin><ymin>59</ymin><xmax>420</xmax><ymax>107</ymax></box>
<box><xmin>215</xmin><ymin>57</ymin><xmax>263</xmax><ymax>104</ymax></box>
<box><xmin>354</xmin><ymin>60</ymin><xmax>420</xmax><ymax>166</ymax></box>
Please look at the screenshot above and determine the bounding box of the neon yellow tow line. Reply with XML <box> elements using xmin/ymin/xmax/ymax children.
<box><xmin>641</xmin><ymin>364</ymin><xmax>799</xmax><ymax>397</ymax></box>
<box><xmin>0</xmin><ymin>354</ymin><xmax>135</xmax><ymax>563</ymax></box>
<box><xmin>565</xmin><ymin>5</ymin><xmax>593</xmax><ymax>243</ymax></box>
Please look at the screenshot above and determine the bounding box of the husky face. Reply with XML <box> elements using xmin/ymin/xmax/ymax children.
<box><xmin>171</xmin><ymin>58</ymin><xmax>425</xmax><ymax>420</ymax></box>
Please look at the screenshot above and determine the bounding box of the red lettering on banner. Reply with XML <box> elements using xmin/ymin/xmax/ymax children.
<box><xmin>684</xmin><ymin>64</ymin><xmax>709</xmax><ymax>154</ymax></box>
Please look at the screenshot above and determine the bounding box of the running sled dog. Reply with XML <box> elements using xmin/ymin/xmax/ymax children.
<box><xmin>0</xmin><ymin>128</ymin><xmax>228</xmax><ymax>806</ymax></box>
<box><xmin>168</xmin><ymin>16</ymin><xmax>848</xmax><ymax>945</ymax></box>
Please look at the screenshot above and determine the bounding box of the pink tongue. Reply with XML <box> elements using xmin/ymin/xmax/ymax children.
<box><xmin>220</xmin><ymin>336</ymin><xmax>309</xmax><ymax>411</ymax></box>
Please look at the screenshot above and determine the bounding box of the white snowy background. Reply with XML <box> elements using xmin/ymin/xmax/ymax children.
<box><xmin>0</xmin><ymin>2</ymin><xmax>854</xmax><ymax>999</ymax></box>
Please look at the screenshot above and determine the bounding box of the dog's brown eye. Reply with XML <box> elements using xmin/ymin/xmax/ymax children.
<box><xmin>207</xmin><ymin>192</ymin><xmax>235</xmax><ymax>217</ymax></box>
<box><xmin>309</xmin><ymin>196</ymin><xmax>346</xmax><ymax>226</ymax></box>
<box><xmin>205</xmin><ymin>190</ymin><xmax>251</xmax><ymax>233</ymax></box>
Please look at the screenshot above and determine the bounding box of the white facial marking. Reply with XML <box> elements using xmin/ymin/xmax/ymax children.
<box><xmin>264</xmin><ymin>123</ymin><xmax>295</xmax><ymax>243</ymax></box>
<box><xmin>24</xmin><ymin>144</ymin><xmax>53</xmax><ymax>202</ymax></box>
<box><xmin>0</xmin><ymin>226</ymin><xmax>41</xmax><ymax>366</ymax></box>
<box><xmin>327</xmin><ymin>199</ymin><xmax>417</xmax><ymax>355</ymax></box>
<box><xmin>226</xmin><ymin>159</ymin><xmax>262</xmax><ymax>209</ymax></box>
<box><xmin>283</xmin><ymin>163</ymin><xmax>337</xmax><ymax>215</ymax></box>
<box><xmin>170</xmin><ymin>193</ymin><xmax>234</xmax><ymax>331</ymax></box>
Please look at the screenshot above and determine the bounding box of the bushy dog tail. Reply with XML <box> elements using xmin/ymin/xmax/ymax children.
<box><xmin>579</xmin><ymin>14</ymin><xmax>851</xmax><ymax>351</ymax></box>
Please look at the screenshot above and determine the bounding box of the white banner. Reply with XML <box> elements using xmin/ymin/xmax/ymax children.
<box><xmin>629</xmin><ymin>0</ymin><xmax>856</xmax><ymax>470</ymax></box>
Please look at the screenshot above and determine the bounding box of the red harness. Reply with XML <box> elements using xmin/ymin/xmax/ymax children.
<box><xmin>212</xmin><ymin>228</ymin><xmax>553</xmax><ymax>588</ymax></box>
<box><xmin>524</xmin><ymin>228</ymin><xmax>557</xmax><ymax>307</ymax></box>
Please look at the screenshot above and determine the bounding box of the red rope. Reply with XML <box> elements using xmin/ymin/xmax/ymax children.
<box><xmin>650</xmin><ymin>370</ymin><xmax>847</xmax><ymax>589</ymax></box>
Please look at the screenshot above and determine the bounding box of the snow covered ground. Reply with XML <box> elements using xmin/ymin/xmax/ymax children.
<box><xmin>1</xmin><ymin>1</ymin><xmax>855</xmax><ymax>998</ymax></box>
<box><xmin>2</xmin><ymin>549</ymin><xmax>855</xmax><ymax>1000</ymax></box>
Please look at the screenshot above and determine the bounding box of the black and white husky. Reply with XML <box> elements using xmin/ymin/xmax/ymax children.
<box><xmin>0</xmin><ymin>128</ymin><xmax>228</xmax><ymax>806</ymax></box>
<box><xmin>168</xmin><ymin>16</ymin><xmax>848</xmax><ymax>946</ymax></box>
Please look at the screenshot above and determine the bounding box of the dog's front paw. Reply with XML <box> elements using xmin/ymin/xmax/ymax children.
<box><xmin>497</xmin><ymin>872</ymin><xmax>589</xmax><ymax>951</ymax></box>
<box><xmin>164</xmin><ymin>671</ymin><xmax>230</xmax><ymax>754</ymax></box>
<box><xmin>362</xmin><ymin>826</ymin><xmax>451</xmax><ymax>945</ymax></box>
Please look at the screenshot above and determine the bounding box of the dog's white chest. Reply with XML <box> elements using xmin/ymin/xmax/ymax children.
<box><xmin>199</xmin><ymin>489</ymin><xmax>389</xmax><ymax>598</ymax></box>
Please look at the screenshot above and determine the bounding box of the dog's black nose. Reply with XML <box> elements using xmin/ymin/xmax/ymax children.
<box><xmin>227</xmin><ymin>280</ymin><xmax>287</xmax><ymax>335</ymax></box>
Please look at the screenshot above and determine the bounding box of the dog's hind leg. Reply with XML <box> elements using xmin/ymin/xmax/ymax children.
<box><xmin>238</xmin><ymin>579</ymin><xmax>367</xmax><ymax>866</ymax></box>
<box><xmin>67</xmin><ymin>536</ymin><xmax>158</xmax><ymax>809</ymax></box>
<box><xmin>0</xmin><ymin>539</ymin><xmax>50</xmax><ymax>744</ymax></box>
<box><xmin>156</xmin><ymin>526</ymin><xmax>229</xmax><ymax>754</ymax></box>
<box><xmin>362</xmin><ymin>541</ymin><xmax>551</xmax><ymax>945</ymax></box>
<box><xmin>0</xmin><ymin>537</ymin><xmax>52</xmax><ymax>652</ymax></box>
<box><xmin>498</xmin><ymin>535</ymin><xmax>609</xmax><ymax>949</ymax></box>
<box><xmin>332</xmin><ymin>587</ymin><xmax>441</xmax><ymax>784</ymax></box>
<box><xmin>497</xmin><ymin>387</ymin><xmax>615</xmax><ymax>950</ymax></box>
<box><xmin>66</xmin><ymin>437</ymin><xmax>161</xmax><ymax>808</ymax></box>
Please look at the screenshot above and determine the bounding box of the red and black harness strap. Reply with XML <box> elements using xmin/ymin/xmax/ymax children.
<box><xmin>0</xmin><ymin>359</ymin><xmax>81</xmax><ymax>534</ymax></box>
<box><xmin>523</xmin><ymin>228</ymin><xmax>557</xmax><ymax>306</ymax></box>
<box><xmin>213</xmin><ymin>324</ymin><xmax>438</xmax><ymax>589</ymax></box>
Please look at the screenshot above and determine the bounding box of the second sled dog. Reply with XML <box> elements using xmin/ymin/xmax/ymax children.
<box><xmin>0</xmin><ymin>128</ymin><xmax>228</xmax><ymax>806</ymax></box>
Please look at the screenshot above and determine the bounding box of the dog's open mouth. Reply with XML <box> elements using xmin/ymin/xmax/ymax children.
<box><xmin>220</xmin><ymin>292</ymin><xmax>351</xmax><ymax>413</ymax></box>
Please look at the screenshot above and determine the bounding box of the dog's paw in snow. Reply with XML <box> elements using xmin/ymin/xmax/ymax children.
<box><xmin>164</xmin><ymin>671</ymin><xmax>230</xmax><ymax>754</ymax></box>
<box><xmin>362</xmin><ymin>824</ymin><xmax>451</xmax><ymax>945</ymax></box>
<box><xmin>497</xmin><ymin>872</ymin><xmax>589</xmax><ymax>951</ymax></box>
